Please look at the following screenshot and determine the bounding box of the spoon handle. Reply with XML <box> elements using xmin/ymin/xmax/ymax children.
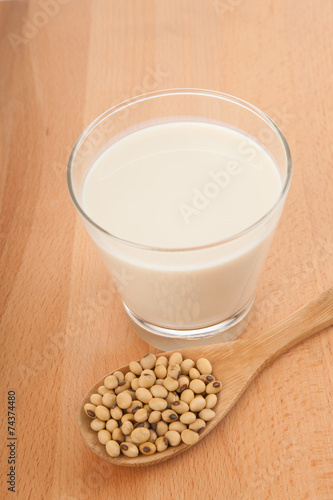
<box><xmin>245</xmin><ymin>287</ymin><xmax>333</xmax><ymax>370</ymax></box>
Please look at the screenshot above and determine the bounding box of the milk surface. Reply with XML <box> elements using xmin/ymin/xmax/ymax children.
<box><xmin>82</xmin><ymin>122</ymin><xmax>282</xmax><ymax>331</ymax></box>
<box><xmin>83</xmin><ymin>122</ymin><xmax>281</xmax><ymax>249</ymax></box>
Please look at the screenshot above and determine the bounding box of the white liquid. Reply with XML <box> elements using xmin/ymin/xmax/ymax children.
<box><xmin>82</xmin><ymin>122</ymin><xmax>282</xmax><ymax>330</ymax></box>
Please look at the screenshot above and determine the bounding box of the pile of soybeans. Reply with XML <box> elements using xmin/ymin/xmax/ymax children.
<box><xmin>83</xmin><ymin>352</ymin><xmax>222</xmax><ymax>458</ymax></box>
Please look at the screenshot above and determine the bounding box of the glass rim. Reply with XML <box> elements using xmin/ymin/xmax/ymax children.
<box><xmin>67</xmin><ymin>88</ymin><xmax>293</xmax><ymax>252</ymax></box>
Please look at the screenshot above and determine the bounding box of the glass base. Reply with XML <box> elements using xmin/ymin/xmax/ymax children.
<box><xmin>123</xmin><ymin>297</ymin><xmax>254</xmax><ymax>350</ymax></box>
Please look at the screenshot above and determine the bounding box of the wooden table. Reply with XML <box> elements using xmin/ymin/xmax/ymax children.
<box><xmin>1</xmin><ymin>1</ymin><xmax>332</xmax><ymax>498</ymax></box>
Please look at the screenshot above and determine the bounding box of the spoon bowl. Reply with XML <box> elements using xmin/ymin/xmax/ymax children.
<box><xmin>78</xmin><ymin>287</ymin><xmax>333</xmax><ymax>466</ymax></box>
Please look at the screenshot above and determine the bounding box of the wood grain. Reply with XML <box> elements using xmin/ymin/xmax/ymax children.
<box><xmin>0</xmin><ymin>0</ymin><xmax>333</xmax><ymax>498</ymax></box>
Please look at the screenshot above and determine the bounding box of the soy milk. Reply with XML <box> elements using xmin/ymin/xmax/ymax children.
<box><xmin>82</xmin><ymin>122</ymin><xmax>282</xmax><ymax>329</ymax></box>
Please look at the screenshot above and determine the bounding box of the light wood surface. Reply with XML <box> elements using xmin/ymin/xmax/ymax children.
<box><xmin>1</xmin><ymin>0</ymin><xmax>333</xmax><ymax>498</ymax></box>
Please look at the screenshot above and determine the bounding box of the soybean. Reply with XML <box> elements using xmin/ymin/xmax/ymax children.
<box><xmin>165</xmin><ymin>430</ymin><xmax>181</xmax><ymax>447</ymax></box>
<box><xmin>85</xmin><ymin>351</ymin><xmax>222</xmax><ymax>458</ymax></box>
<box><xmin>155</xmin><ymin>436</ymin><xmax>168</xmax><ymax>452</ymax></box>
<box><xmin>120</xmin><ymin>442</ymin><xmax>139</xmax><ymax>457</ymax></box>
<box><xmin>90</xmin><ymin>418</ymin><xmax>106</xmax><ymax>431</ymax></box>
<box><xmin>131</xmin><ymin>427</ymin><xmax>150</xmax><ymax>444</ymax></box>
<box><xmin>90</xmin><ymin>393</ymin><xmax>103</xmax><ymax>406</ymax></box>
<box><xmin>84</xmin><ymin>403</ymin><xmax>96</xmax><ymax>418</ymax></box>
<box><xmin>196</xmin><ymin>358</ymin><xmax>213</xmax><ymax>375</ymax></box>
<box><xmin>206</xmin><ymin>381</ymin><xmax>222</xmax><ymax>394</ymax></box>
<box><xmin>104</xmin><ymin>374</ymin><xmax>119</xmax><ymax>389</ymax></box>
<box><xmin>106</xmin><ymin>440</ymin><xmax>120</xmax><ymax>457</ymax></box>
<box><xmin>95</xmin><ymin>405</ymin><xmax>110</xmax><ymax>421</ymax></box>
<box><xmin>140</xmin><ymin>354</ymin><xmax>156</xmax><ymax>370</ymax></box>
<box><xmin>102</xmin><ymin>393</ymin><xmax>116</xmax><ymax>408</ymax></box>
<box><xmin>98</xmin><ymin>429</ymin><xmax>112</xmax><ymax>445</ymax></box>
<box><xmin>139</xmin><ymin>442</ymin><xmax>156</xmax><ymax>455</ymax></box>
<box><xmin>181</xmin><ymin>429</ymin><xmax>199</xmax><ymax>445</ymax></box>
<box><xmin>198</xmin><ymin>408</ymin><xmax>216</xmax><ymax>421</ymax></box>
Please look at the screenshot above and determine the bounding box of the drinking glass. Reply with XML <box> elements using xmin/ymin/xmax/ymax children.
<box><xmin>67</xmin><ymin>89</ymin><xmax>292</xmax><ymax>349</ymax></box>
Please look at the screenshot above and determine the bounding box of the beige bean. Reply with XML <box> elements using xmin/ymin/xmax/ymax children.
<box><xmin>148</xmin><ymin>429</ymin><xmax>158</xmax><ymax>443</ymax></box>
<box><xmin>163</xmin><ymin>376</ymin><xmax>179</xmax><ymax>391</ymax></box>
<box><xmin>156</xmin><ymin>421</ymin><xmax>169</xmax><ymax>436</ymax></box>
<box><xmin>180</xmin><ymin>411</ymin><xmax>197</xmax><ymax>425</ymax></box>
<box><xmin>136</xmin><ymin>387</ymin><xmax>153</xmax><ymax>404</ymax></box>
<box><xmin>165</xmin><ymin>430</ymin><xmax>181</xmax><ymax>447</ymax></box>
<box><xmin>198</xmin><ymin>408</ymin><xmax>216</xmax><ymax>421</ymax></box>
<box><xmin>150</xmin><ymin>385</ymin><xmax>168</xmax><ymax>398</ymax></box>
<box><xmin>168</xmin><ymin>363</ymin><xmax>181</xmax><ymax>380</ymax></box>
<box><xmin>113</xmin><ymin>371</ymin><xmax>125</xmax><ymax>383</ymax></box>
<box><xmin>97</xmin><ymin>385</ymin><xmax>114</xmax><ymax>396</ymax></box>
<box><xmin>110</xmin><ymin>406</ymin><xmax>122</xmax><ymax>421</ymax></box>
<box><xmin>180</xmin><ymin>358</ymin><xmax>195</xmax><ymax>375</ymax></box>
<box><xmin>125</xmin><ymin>371</ymin><xmax>137</xmax><ymax>383</ymax></box>
<box><xmin>131</xmin><ymin>427</ymin><xmax>150</xmax><ymax>444</ymax></box>
<box><xmin>95</xmin><ymin>405</ymin><xmax>110</xmax><ymax>421</ymax></box>
<box><xmin>149</xmin><ymin>397</ymin><xmax>168</xmax><ymax>411</ymax></box>
<box><xmin>116</xmin><ymin>392</ymin><xmax>132</xmax><ymax>409</ymax></box>
<box><xmin>162</xmin><ymin>409</ymin><xmax>178</xmax><ymax>423</ymax></box>
<box><xmin>169</xmin><ymin>352</ymin><xmax>183</xmax><ymax>365</ymax></box>
<box><xmin>166</xmin><ymin>391</ymin><xmax>179</xmax><ymax>406</ymax></box>
<box><xmin>90</xmin><ymin>418</ymin><xmax>105</xmax><ymax>431</ymax></box>
<box><xmin>154</xmin><ymin>364</ymin><xmax>167</xmax><ymax>379</ymax></box>
<box><xmin>84</xmin><ymin>403</ymin><xmax>96</xmax><ymax>418</ymax></box>
<box><xmin>102</xmin><ymin>393</ymin><xmax>117</xmax><ymax>408</ymax></box>
<box><xmin>121</xmin><ymin>421</ymin><xmax>134</xmax><ymax>436</ymax></box>
<box><xmin>133</xmin><ymin>408</ymin><xmax>149</xmax><ymax>423</ymax></box>
<box><xmin>141</xmin><ymin>369</ymin><xmax>155</xmax><ymax>377</ymax></box>
<box><xmin>155</xmin><ymin>436</ymin><xmax>168</xmax><ymax>452</ymax></box>
<box><xmin>112</xmin><ymin>428</ymin><xmax>125</xmax><ymax>443</ymax></box>
<box><xmin>127</xmin><ymin>400</ymin><xmax>143</xmax><ymax>414</ymax></box>
<box><xmin>180</xmin><ymin>389</ymin><xmax>195</xmax><ymax>404</ymax></box>
<box><xmin>171</xmin><ymin>401</ymin><xmax>189</xmax><ymax>414</ymax></box>
<box><xmin>206</xmin><ymin>381</ymin><xmax>222</xmax><ymax>394</ymax></box>
<box><xmin>196</xmin><ymin>358</ymin><xmax>213</xmax><ymax>375</ymax></box>
<box><xmin>121</xmin><ymin>413</ymin><xmax>135</xmax><ymax>424</ymax></box>
<box><xmin>115</xmin><ymin>381</ymin><xmax>131</xmax><ymax>394</ymax></box>
<box><xmin>104</xmin><ymin>374</ymin><xmax>119</xmax><ymax>389</ymax></box>
<box><xmin>189</xmin><ymin>368</ymin><xmax>201</xmax><ymax>380</ymax></box>
<box><xmin>120</xmin><ymin>442</ymin><xmax>139</xmax><ymax>457</ymax></box>
<box><xmin>189</xmin><ymin>418</ymin><xmax>206</xmax><ymax>434</ymax></box>
<box><xmin>177</xmin><ymin>376</ymin><xmax>190</xmax><ymax>392</ymax></box>
<box><xmin>181</xmin><ymin>429</ymin><xmax>199</xmax><ymax>445</ymax></box>
<box><xmin>90</xmin><ymin>393</ymin><xmax>103</xmax><ymax>406</ymax></box>
<box><xmin>98</xmin><ymin>429</ymin><xmax>112</xmax><ymax>445</ymax></box>
<box><xmin>148</xmin><ymin>410</ymin><xmax>162</xmax><ymax>424</ymax></box>
<box><xmin>140</xmin><ymin>353</ymin><xmax>156</xmax><ymax>370</ymax></box>
<box><xmin>105</xmin><ymin>419</ymin><xmax>118</xmax><ymax>433</ymax></box>
<box><xmin>131</xmin><ymin>378</ymin><xmax>140</xmax><ymax>391</ymax></box>
<box><xmin>169</xmin><ymin>421</ymin><xmax>187</xmax><ymax>433</ymax></box>
<box><xmin>138</xmin><ymin>373</ymin><xmax>155</xmax><ymax>389</ymax></box>
<box><xmin>189</xmin><ymin>395</ymin><xmax>206</xmax><ymax>412</ymax></box>
<box><xmin>155</xmin><ymin>356</ymin><xmax>168</xmax><ymax>367</ymax></box>
<box><xmin>105</xmin><ymin>440</ymin><xmax>120</xmax><ymax>457</ymax></box>
<box><xmin>129</xmin><ymin>361</ymin><xmax>142</xmax><ymax>376</ymax></box>
<box><xmin>139</xmin><ymin>442</ymin><xmax>156</xmax><ymax>455</ymax></box>
<box><xmin>189</xmin><ymin>379</ymin><xmax>206</xmax><ymax>394</ymax></box>
<box><xmin>205</xmin><ymin>394</ymin><xmax>218</xmax><ymax>409</ymax></box>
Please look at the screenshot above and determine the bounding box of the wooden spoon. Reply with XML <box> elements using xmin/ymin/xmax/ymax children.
<box><xmin>78</xmin><ymin>287</ymin><xmax>333</xmax><ymax>467</ymax></box>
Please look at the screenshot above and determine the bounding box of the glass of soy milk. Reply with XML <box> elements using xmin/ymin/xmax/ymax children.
<box><xmin>67</xmin><ymin>89</ymin><xmax>292</xmax><ymax>349</ymax></box>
